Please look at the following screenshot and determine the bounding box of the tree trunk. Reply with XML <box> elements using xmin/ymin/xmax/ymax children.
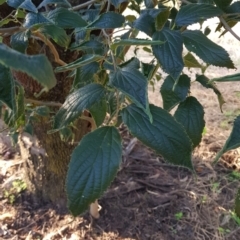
<box><xmin>18</xmin><ymin>117</ymin><xmax>90</xmax><ymax>207</ymax></box>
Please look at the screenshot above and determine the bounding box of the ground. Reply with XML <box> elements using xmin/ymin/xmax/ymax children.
<box><xmin>1</xmin><ymin>18</ymin><xmax>240</xmax><ymax>240</ymax></box>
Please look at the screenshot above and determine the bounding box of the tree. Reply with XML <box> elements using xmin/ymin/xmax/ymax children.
<box><xmin>1</xmin><ymin>0</ymin><xmax>240</xmax><ymax>218</ymax></box>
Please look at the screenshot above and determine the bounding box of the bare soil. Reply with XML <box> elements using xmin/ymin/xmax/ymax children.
<box><xmin>1</xmin><ymin>17</ymin><xmax>240</xmax><ymax>240</ymax></box>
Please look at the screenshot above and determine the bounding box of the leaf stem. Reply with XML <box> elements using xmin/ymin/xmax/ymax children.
<box><xmin>25</xmin><ymin>98</ymin><xmax>62</xmax><ymax>107</ymax></box>
<box><xmin>70</xmin><ymin>0</ymin><xmax>98</xmax><ymax>11</ymax></box>
<box><xmin>32</xmin><ymin>31</ymin><xmax>67</xmax><ymax>66</ymax></box>
<box><xmin>219</xmin><ymin>16</ymin><xmax>240</xmax><ymax>42</ymax></box>
<box><xmin>0</xmin><ymin>26</ymin><xmax>24</xmax><ymax>35</ymax></box>
<box><xmin>80</xmin><ymin>115</ymin><xmax>97</xmax><ymax>131</ymax></box>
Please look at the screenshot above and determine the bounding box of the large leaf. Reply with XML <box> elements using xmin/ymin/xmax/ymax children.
<box><xmin>152</xmin><ymin>29</ymin><xmax>184</xmax><ymax>80</ymax></box>
<box><xmin>174</xmin><ymin>96</ymin><xmax>205</xmax><ymax>148</ymax></box>
<box><xmin>214</xmin><ymin>0</ymin><xmax>232</xmax><ymax>10</ymax></box>
<box><xmin>47</xmin><ymin>8</ymin><xmax>87</xmax><ymax>28</ymax></box>
<box><xmin>160</xmin><ymin>74</ymin><xmax>191</xmax><ymax>111</ymax></box>
<box><xmin>175</xmin><ymin>4</ymin><xmax>223</xmax><ymax>26</ymax></box>
<box><xmin>53</xmin><ymin>83</ymin><xmax>105</xmax><ymax>130</ymax></box>
<box><xmin>122</xmin><ymin>104</ymin><xmax>193</xmax><ymax>169</ymax></box>
<box><xmin>87</xmin><ymin>12</ymin><xmax>125</xmax><ymax>29</ymax></box>
<box><xmin>109</xmin><ymin>67</ymin><xmax>151</xmax><ymax>118</ymax></box>
<box><xmin>209</xmin><ymin>73</ymin><xmax>240</xmax><ymax>83</ymax></box>
<box><xmin>214</xmin><ymin>116</ymin><xmax>240</xmax><ymax>163</ymax></box>
<box><xmin>38</xmin><ymin>24</ymin><xmax>70</xmax><ymax>48</ymax></box>
<box><xmin>155</xmin><ymin>8</ymin><xmax>170</xmax><ymax>31</ymax></box>
<box><xmin>0</xmin><ymin>64</ymin><xmax>15</xmax><ymax>109</ymax></box>
<box><xmin>0</xmin><ymin>44</ymin><xmax>56</xmax><ymax>91</ymax></box>
<box><xmin>7</xmin><ymin>0</ymin><xmax>38</xmax><ymax>13</ymax></box>
<box><xmin>89</xmin><ymin>98</ymin><xmax>107</xmax><ymax>127</ymax></box>
<box><xmin>10</xmin><ymin>31</ymin><xmax>29</xmax><ymax>53</ymax></box>
<box><xmin>66</xmin><ymin>126</ymin><xmax>122</xmax><ymax>216</ymax></box>
<box><xmin>55</xmin><ymin>54</ymin><xmax>103</xmax><ymax>73</ymax></box>
<box><xmin>196</xmin><ymin>75</ymin><xmax>225</xmax><ymax>112</ymax></box>
<box><xmin>73</xmin><ymin>62</ymin><xmax>99</xmax><ymax>89</ymax></box>
<box><xmin>182</xmin><ymin>30</ymin><xmax>234</xmax><ymax>69</ymax></box>
<box><xmin>24</xmin><ymin>12</ymin><xmax>50</xmax><ymax>28</ymax></box>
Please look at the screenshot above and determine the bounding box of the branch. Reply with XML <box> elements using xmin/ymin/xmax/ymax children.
<box><xmin>70</xmin><ymin>0</ymin><xmax>98</xmax><ymax>11</ymax></box>
<box><xmin>0</xmin><ymin>26</ymin><xmax>24</xmax><ymax>35</ymax></box>
<box><xmin>32</xmin><ymin>31</ymin><xmax>67</xmax><ymax>66</ymax></box>
<box><xmin>219</xmin><ymin>16</ymin><xmax>240</xmax><ymax>42</ymax></box>
<box><xmin>25</xmin><ymin>98</ymin><xmax>62</xmax><ymax>107</ymax></box>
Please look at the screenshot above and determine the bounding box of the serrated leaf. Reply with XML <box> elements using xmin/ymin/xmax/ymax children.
<box><xmin>120</xmin><ymin>57</ymin><xmax>140</xmax><ymax>69</ymax></box>
<box><xmin>155</xmin><ymin>8</ymin><xmax>170</xmax><ymax>31</ymax></box>
<box><xmin>152</xmin><ymin>29</ymin><xmax>184</xmax><ymax>80</ymax></box>
<box><xmin>210</xmin><ymin>73</ymin><xmax>240</xmax><ymax>83</ymax></box>
<box><xmin>47</xmin><ymin>8</ymin><xmax>87</xmax><ymax>28</ymax></box>
<box><xmin>66</xmin><ymin>126</ymin><xmax>122</xmax><ymax>216</ymax></box>
<box><xmin>73</xmin><ymin>62</ymin><xmax>99</xmax><ymax>89</ymax></box>
<box><xmin>24</xmin><ymin>12</ymin><xmax>50</xmax><ymax>28</ymax></box>
<box><xmin>196</xmin><ymin>74</ymin><xmax>225</xmax><ymax>112</ymax></box>
<box><xmin>214</xmin><ymin>116</ymin><xmax>240</xmax><ymax>163</ymax></box>
<box><xmin>38</xmin><ymin>0</ymin><xmax>71</xmax><ymax>8</ymax></box>
<box><xmin>183</xmin><ymin>52</ymin><xmax>202</xmax><ymax>69</ymax></box>
<box><xmin>160</xmin><ymin>74</ymin><xmax>191</xmax><ymax>111</ymax></box>
<box><xmin>10</xmin><ymin>31</ymin><xmax>29</xmax><ymax>53</ymax></box>
<box><xmin>55</xmin><ymin>54</ymin><xmax>104</xmax><ymax>73</ymax></box>
<box><xmin>7</xmin><ymin>0</ymin><xmax>38</xmax><ymax>13</ymax></box>
<box><xmin>109</xmin><ymin>67</ymin><xmax>151</xmax><ymax>118</ymax></box>
<box><xmin>70</xmin><ymin>40</ymin><xmax>105</xmax><ymax>55</ymax></box>
<box><xmin>53</xmin><ymin>83</ymin><xmax>105</xmax><ymax>130</ymax></box>
<box><xmin>0</xmin><ymin>44</ymin><xmax>56</xmax><ymax>91</ymax></box>
<box><xmin>0</xmin><ymin>64</ymin><xmax>15</xmax><ymax>109</ymax></box>
<box><xmin>182</xmin><ymin>30</ymin><xmax>235</xmax><ymax>69</ymax></box>
<box><xmin>133</xmin><ymin>10</ymin><xmax>159</xmax><ymax>36</ymax></box>
<box><xmin>89</xmin><ymin>98</ymin><xmax>107</xmax><ymax>127</ymax></box>
<box><xmin>87</xmin><ymin>12</ymin><xmax>125</xmax><ymax>29</ymax></box>
<box><xmin>214</xmin><ymin>0</ymin><xmax>232</xmax><ymax>10</ymax></box>
<box><xmin>174</xmin><ymin>96</ymin><xmax>205</xmax><ymax>148</ymax></box>
<box><xmin>175</xmin><ymin>4</ymin><xmax>223</xmax><ymax>26</ymax></box>
<box><xmin>122</xmin><ymin>104</ymin><xmax>193</xmax><ymax>169</ymax></box>
<box><xmin>38</xmin><ymin>24</ymin><xmax>70</xmax><ymax>48</ymax></box>
<box><xmin>111</xmin><ymin>38</ymin><xmax>165</xmax><ymax>53</ymax></box>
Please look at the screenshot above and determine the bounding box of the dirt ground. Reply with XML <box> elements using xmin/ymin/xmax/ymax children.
<box><xmin>1</xmin><ymin>18</ymin><xmax>240</xmax><ymax>240</ymax></box>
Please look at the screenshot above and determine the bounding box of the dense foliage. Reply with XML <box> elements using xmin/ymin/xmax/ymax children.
<box><xmin>1</xmin><ymin>0</ymin><xmax>240</xmax><ymax>217</ymax></box>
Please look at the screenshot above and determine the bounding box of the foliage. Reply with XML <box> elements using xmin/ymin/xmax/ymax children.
<box><xmin>1</xmin><ymin>0</ymin><xmax>240</xmax><ymax>217</ymax></box>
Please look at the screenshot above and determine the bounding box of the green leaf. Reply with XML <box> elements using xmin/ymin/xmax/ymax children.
<box><xmin>120</xmin><ymin>57</ymin><xmax>140</xmax><ymax>70</ymax></box>
<box><xmin>111</xmin><ymin>0</ymin><xmax>128</xmax><ymax>8</ymax></box>
<box><xmin>66</xmin><ymin>126</ymin><xmax>122</xmax><ymax>216</ymax></box>
<box><xmin>175</xmin><ymin>4</ymin><xmax>223</xmax><ymax>26</ymax></box>
<box><xmin>182</xmin><ymin>30</ymin><xmax>235</xmax><ymax>69</ymax></box>
<box><xmin>174</xmin><ymin>96</ymin><xmax>205</xmax><ymax>148</ymax></box>
<box><xmin>196</xmin><ymin>75</ymin><xmax>225</xmax><ymax>112</ymax></box>
<box><xmin>0</xmin><ymin>64</ymin><xmax>15</xmax><ymax>109</ymax></box>
<box><xmin>87</xmin><ymin>12</ymin><xmax>125</xmax><ymax>29</ymax></box>
<box><xmin>0</xmin><ymin>0</ymin><xmax>6</xmax><ymax>5</ymax></box>
<box><xmin>122</xmin><ymin>104</ymin><xmax>193</xmax><ymax>169</ymax></box>
<box><xmin>111</xmin><ymin>38</ymin><xmax>165</xmax><ymax>53</ymax></box>
<box><xmin>7</xmin><ymin>0</ymin><xmax>38</xmax><ymax>13</ymax></box>
<box><xmin>89</xmin><ymin>98</ymin><xmax>107</xmax><ymax>127</ymax></box>
<box><xmin>53</xmin><ymin>83</ymin><xmax>105</xmax><ymax>130</ymax></box>
<box><xmin>183</xmin><ymin>52</ymin><xmax>203</xmax><ymax>69</ymax></box>
<box><xmin>214</xmin><ymin>116</ymin><xmax>240</xmax><ymax>163</ymax></box>
<box><xmin>38</xmin><ymin>24</ymin><xmax>70</xmax><ymax>48</ymax></box>
<box><xmin>109</xmin><ymin>67</ymin><xmax>151</xmax><ymax>118</ymax></box>
<box><xmin>152</xmin><ymin>29</ymin><xmax>184</xmax><ymax>80</ymax></box>
<box><xmin>214</xmin><ymin>0</ymin><xmax>232</xmax><ymax>10</ymax></box>
<box><xmin>70</xmin><ymin>40</ymin><xmax>105</xmax><ymax>55</ymax></box>
<box><xmin>10</xmin><ymin>31</ymin><xmax>29</xmax><ymax>53</ymax></box>
<box><xmin>24</xmin><ymin>12</ymin><xmax>50</xmax><ymax>28</ymax></box>
<box><xmin>38</xmin><ymin>0</ymin><xmax>71</xmax><ymax>8</ymax></box>
<box><xmin>0</xmin><ymin>44</ymin><xmax>56</xmax><ymax>91</ymax></box>
<box><xmin>73</xmin><ymin>62</ymin><xmax>99</xmax><ymax>89</ymax></box>
<box><xmin>34</xmin><ymin>106</ymin><xmax>50</xmax><ymax>117</ymax></box>
<box><xmin>155</xmin><ymin>8</ymin><xmax>170</xmax><ymax>31</ymax></box>
<box><xmin>160</xmin><ymin>74</ymin><xmax>191</xmax><ymax>111</ymax></box>
<box><xmin>55</xmin><ymin>54</ymin><xmax>103</xmax><ymax>73</ymax></box>
<box><xmin>210</xmin><ymin>73</ymin><xmax>240</xmax><ymax>83</ymax></box>
<box><xmin>47</xmin><ymin>8</ymin><xmax>87</xmax><ymax>28</ymax></box>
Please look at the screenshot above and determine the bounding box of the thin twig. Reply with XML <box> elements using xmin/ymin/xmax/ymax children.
<box><xmin>25</xmin><ymin>98</ymin><xmax>62</xmax><ymax>107</ymax></box>
<box><xmin>80</xmin><ymin>115</ymin><xmax>97</xmax><ymax>131</ymax></box>
<box><xmin>0</xmin><ymin>26</ymin><xmax>24</xmax><ymax>35</ymax></box>
<box><xmin>70</xmin><ymin>0</ymin><xmax>98</xmax><ymax>11</ymax></box>
<box><xmin>219</xmin><ymin>16</ymin><xmax>240</xmax><ymax>42</ymax></box>
<box><xmin>32</xmin><ymin>31</ymin><xmax>67</xmax><ymax>66</ymax></box>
